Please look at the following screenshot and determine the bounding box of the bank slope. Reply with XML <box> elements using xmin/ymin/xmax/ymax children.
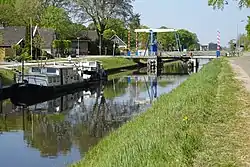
<box><xmin>71</xmin><ymin>58</ymin><xmax>248</xmax><ymax>167</ymax></box>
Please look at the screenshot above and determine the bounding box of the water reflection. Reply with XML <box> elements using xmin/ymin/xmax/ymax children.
<box><xmin>0</xmin><ymin>72</ymin><xmax>188</xmax><ymax>167</ymax></box>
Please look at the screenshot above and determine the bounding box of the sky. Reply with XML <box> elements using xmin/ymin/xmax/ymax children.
<box><xmin>132</xmin><ymin>0</ymin><xmax>249</xmax><ymax>47</ymax></box>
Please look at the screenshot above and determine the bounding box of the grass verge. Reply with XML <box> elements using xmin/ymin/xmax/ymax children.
<box><xmin>70</xmin><ymin>58</ymin><xmax>250</xmax><ymax>167</ymax></box>
<box><xmin>29</xmin><ymin>57</ymin><xmax>137</xmax><ymax>70</ymax></box>
<box><xmin>86</xmin><ymin>57</ymin><xmax>136</xmax><ymax>70</ymax></box>
<box><xmin>0</xmin><ymin>69</ymin><xmax>14</xmax><ymax>85</ymax></box>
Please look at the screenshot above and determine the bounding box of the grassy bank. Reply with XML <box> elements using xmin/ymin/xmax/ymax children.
<box><xmin>71</xmin><ymin>58</ymin><xmax>250</xmax><ymax>167</ymax></box>
<box><xmin>0</xmin><ymin>69</ymin><xmax>14</xmax><ymax>85</ymax></box>
<box><xmin>86</xmin><ymin>57</ymin><xmax>136</xmax><ymax>70</ymax></box>
<box><xmin>29</xmin><ymin>57</ymin><xmax>137</xmax><ymax>70</ymax></box>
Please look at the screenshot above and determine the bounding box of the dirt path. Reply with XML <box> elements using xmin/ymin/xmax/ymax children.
<box><xmin>230</xmin><ymin>53</ymin><xmax>250</xmax><ymax>91</ymax></box>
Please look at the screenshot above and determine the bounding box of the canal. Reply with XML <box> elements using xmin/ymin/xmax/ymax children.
<box><xmin>0</xmin><ymin>62</ymin><xmax>190</xmax><ymax>167</ymax></box>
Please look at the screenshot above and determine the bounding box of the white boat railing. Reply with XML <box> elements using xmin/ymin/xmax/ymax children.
<box><xmin>16</xmin><ymin>74</ymin><xmax>49</xmax><ymax>86</ymax></box>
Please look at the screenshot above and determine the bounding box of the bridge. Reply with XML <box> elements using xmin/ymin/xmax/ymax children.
<box><xmin>118</xmin><ymin>51</ymin><xmax>225</xmax><ymax>60</ymax></box>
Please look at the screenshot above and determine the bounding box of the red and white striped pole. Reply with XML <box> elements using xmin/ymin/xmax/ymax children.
<box><xmin>216</xmin><ymin>30</ymin><xmax>220</xmax><ymax>57</ymax></box>
<box><xmin>127</xmin><ymin>30</ymin><xmax>131</xmax><ymax>56</ymax></box>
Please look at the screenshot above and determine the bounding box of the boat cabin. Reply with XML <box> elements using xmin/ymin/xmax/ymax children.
<box><xmin>15</xmin><ymin>65</ymin><xmax>82</xmax><ymax>86</ymax></box>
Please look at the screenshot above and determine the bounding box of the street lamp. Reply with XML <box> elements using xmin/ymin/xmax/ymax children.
<box><xmin>77</xmin><ymin>37</ymin><xmax>80</xmax><ymax>57</ymax></box>
<box><xmin>111</xmin><ymin>30</ymin><xmax>116</xmax><ymax>56</ymax></box>
<box><xmin>236</xmin><ymin>20</ymin><xmax>245</xmax><ymax>50</ymax></box>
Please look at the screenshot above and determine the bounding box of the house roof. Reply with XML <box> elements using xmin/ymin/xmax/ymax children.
<box><xmin>37</xmin><ymin>28</ymin><xmax>55</xmax><ymax>48</ymax></box>
<box><xmin>74</xmin><ymin>30</ymin><xmax>99</xmax><ymax>41</ymax></box>
<box><xmin>0</xmin><ymin>26</ymin><xmax>55</xmax><ymax>48</ymax></box>
<box><xmin>0</xmin><ymin>26</ymin><xmax>26</xmax><ymax>47</ymax></box>
<box><xmin>110</xmin><ymin>34</ymin><xmax>127</xmax><ymax>47</ymax></box>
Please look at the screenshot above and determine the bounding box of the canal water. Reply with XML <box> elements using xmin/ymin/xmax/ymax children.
<box><xmin>0</xmin><ymin>62</ymin><xmax>190</xmax><ymax>167</ymax></box>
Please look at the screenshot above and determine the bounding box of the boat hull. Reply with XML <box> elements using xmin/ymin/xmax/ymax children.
<box><xmin>10</xmin><ymin>80</ymin><xmax>105</xmax><ymax>106</ymax></box>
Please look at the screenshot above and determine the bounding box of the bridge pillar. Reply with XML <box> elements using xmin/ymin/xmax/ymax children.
<box><xmin>147</xmin><ymin>58</ymin><xmax>157</xmax><ymax>75</ymax></box>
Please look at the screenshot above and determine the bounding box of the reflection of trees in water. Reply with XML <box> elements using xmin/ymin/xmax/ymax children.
<box><xmin>69</xmin><ymin>94</ymin><xmax>143</xmax><ymax>139</ymax></box>
<box><xmin>23</xmin><ymin>112</ymin><xmax>72</xmax><ymax>157</ymax></box>
<box><xmin>1</xmin><ymin>83</ymin><xmax>147</xmax><ymax>158</ymax></box>
<box><xmin>104</xmin><ymin>79</ymin><xmax>129</xmax><ymax>98</ymax></box>
<box><xmin>163</xmin><ymin>62</ymin><xmax>188</xmax><ymax>73</ymax></box>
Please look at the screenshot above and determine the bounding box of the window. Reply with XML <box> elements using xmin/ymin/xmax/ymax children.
<box><xmin>48</xmin><ymin>77</ymin><xmax>52</xmax><ymax>83</ymax></box>
<box><xmin>47</xmin><ymin>68</ymin><xmax>57</xmax><ymax>73</ymax></box>
<box><xmin>53</xmin><ymin>77</ymin><xmax>56</xmax><ymax>82</ymax></box>
<box><xmin>32</xmin><ymin>67</ymin><xmax>41</xmax><ymax>73</ymax></box>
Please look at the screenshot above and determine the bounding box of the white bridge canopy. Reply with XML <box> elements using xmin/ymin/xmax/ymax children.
<box><xmin>134</xmin><ymin>28</ymin><xmax>177</xmax><ymax>33</ymax></box>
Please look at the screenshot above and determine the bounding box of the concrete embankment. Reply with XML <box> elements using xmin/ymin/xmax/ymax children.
<box><xmin>70</xmin><ymin>58</ymin><xmax>250</xmax><ymax>167</ymax></box>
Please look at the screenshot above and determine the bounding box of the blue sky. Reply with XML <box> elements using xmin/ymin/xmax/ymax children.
<box><xmin>133</xmin><ymin>0</ymin><xmax>249</xmax><ymax>46</ymax></box>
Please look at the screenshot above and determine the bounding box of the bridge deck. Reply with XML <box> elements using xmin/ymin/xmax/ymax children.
<box><xmin>119</xmin><ymin>55</ymin><xmax>217</xmax><ymax>59</ymax></box>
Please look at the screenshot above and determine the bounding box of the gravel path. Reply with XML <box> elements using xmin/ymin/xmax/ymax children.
<box><xmin>230</xmin><ymin>53</ymin><xmax>250</xmax><ymax>91</ymax></box>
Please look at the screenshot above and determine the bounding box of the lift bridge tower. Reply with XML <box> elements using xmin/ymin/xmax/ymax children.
<box><xmin>134</xmin><ymin>28</ymin><xmax>179</xmax><ymax>75</ymax></box>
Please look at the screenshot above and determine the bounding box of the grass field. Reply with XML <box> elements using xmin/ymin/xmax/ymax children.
<box><xmin>70</xmin><ymin>58</ymin><xmax>250</xmax><ymax>167</ymax></box>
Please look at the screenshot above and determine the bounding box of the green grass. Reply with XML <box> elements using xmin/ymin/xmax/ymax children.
<box><xmin>86</xmin><ymin>57</ymin><xmax>136</xmax><ymax>70</ymax></box>
<box><xmin>0</xmin><ymin>69</ymin><xmax>14</xmax><ymax>85</ymax></box>
<box><xmin>28</xmin><ymin>57</ymin><xmax>137</xmax><ymax>70</ymax></box>
<box><xmin>70</xmin><ymin>58</ymin><xmax>250</xmax><ymax>167</ymax></box>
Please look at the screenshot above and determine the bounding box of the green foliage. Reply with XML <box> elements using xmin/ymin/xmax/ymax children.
<box><xmin>70</xmin><ymin>58</ymin><xmax>246</xmax><ymax>167</ymax></box>
<box><xmin>157</xmin><ymin>28</ymin><xmax>199</xmax><ymax>51</ymax></box>
<box><xmin>208</xmin><ymin>0</ymin><xmax>250</xmax><ymax>9</ymax></box>
<box><xmin>245</xmin><ymin>16</ymin><xmax>250</xmax><ymax>50</ymax></box>
<box><xmin>40</xmin><ymin>6</ymin><xmax>86</xmax><ymax>39</ymax></box>
<box><xmin>103</xmin><ymin>19</ymin><xmax>127</xmax><ymax>42</ymax></box>
<box><xmin>74</xmin><ymin>0</ymin><xmax>134</xmax><ymax>54</ymax></box>
<box><xmin>0</xmin><ymin>69</ymin><xmax>14</xmax><ymax>85</ymax></box>
<box><xmin>157</xmin><ymin>26</ymin><xmax>176</xmax><ymax>51</ymax></box>
<box><xmin>52</xmin><ymin>40</ymin><xmax>72</xmax><ymax>56</ymax></box>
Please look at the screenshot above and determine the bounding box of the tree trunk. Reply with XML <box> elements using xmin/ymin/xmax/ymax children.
<box><xmin>98</xmin><ymin>25</ymin><xmax>105</xmax><ymax>56</ymax></box>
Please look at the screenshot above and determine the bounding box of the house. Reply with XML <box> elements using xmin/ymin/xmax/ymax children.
<box><xmin>0</xmin><ymin>25</ymin><xmax>56</xmax><ymax>60</ymax></box>
<box><xmin>200</xmin><ymin>44</ymin><xmax>208</xmax><ymax>51</ymax></box>
<box><xmin>110</xmin><ymin>34</ymin><xmax>127</xmax><ymax>49</ymax></box>
<box><xmin>208</xmin><ymin>42</ymin><xmax>218</xmax><ymax>51</ymax></box>
<box><xmin>69</xmin><ymin>31</ymin><xmax>128</xmax><ymax>56</ymax></box>
<box><xmin>110</xmin><ymin>34</ymin><xmax>127</xmax><ymax>55</ymax></box>
<box><xmin>69</xmin><ymin>30</ymin><xmax>99</xmax><ymax>56</ymax></box>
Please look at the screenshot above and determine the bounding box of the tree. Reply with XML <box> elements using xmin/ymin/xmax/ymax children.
<box><xmin>0</xmin><ymin>0</ymin><xmax>42</xmax><ymax>26</ymax></box>
<box><xmin>157</xmin><ymin>26</ymin><xmax>176</xmax><ymax>51</ymax></box>
<box><xmin>137</xmin><ymin>25</ymin><xmax>150</xmax><ymax>50</ymax></box>
<box><xmin>40</xmin><ymin>6</ymin><xmax>70</xmax><ymax>38</ymax></box>
<box><xmin>74</xmin><ymin>0</ymin><xmax>134</xmax><ymax>55</ymax></box>
<box><xmin>14</xmin><ymin>0</ymin><xmax>42</xmax><ymax>25</ymax></box>
<box><xmin>246</xmin><ymin>16</ymin><xmax>250</xmax><ymax>37</ymax></box>
<box><xmin>33</xmin><ymin>35</ymin><xmax>45</xmax><ymax>59</ymax></box>
<box><xmin>40</xmin><ymin>6</ymin><xmax>86</xmax><ymax>39</ymax></box>
<box><xmin>208</xmin><ymin>0</ymin><xmax>250</xmax><ymax>9</ymax></box>
<box><xmin>40</xmin><ymin>0</ymin><xmax>70</xmax><ymax>8</ymax></box>
<box><xmin>228</xmin><ymin>39</ymin><xmax>236</xmax><ymax>51</ymax></box>
<box><xmin>177</xmin><ymin>29</ymin><xmax>199</xmax><ymax>50</ymax></box>
<box><xmin>127</xmin><ymin>13</ymin><xmax>141</xmax><ymax>50</ymax></box>
<box><xmin>103</xmin><ymin>19</ymin><xmax>127</xmax><ymax>40</ymax></box>
<box><xmin>157</xmin><ymin>27</ymin><xmax>199</xmax><ymax>51</ymax></box>
<box><xmin>52</xmin><ymin>40</ymin><xmax>72</xmax><ymax>57</ymax></box>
